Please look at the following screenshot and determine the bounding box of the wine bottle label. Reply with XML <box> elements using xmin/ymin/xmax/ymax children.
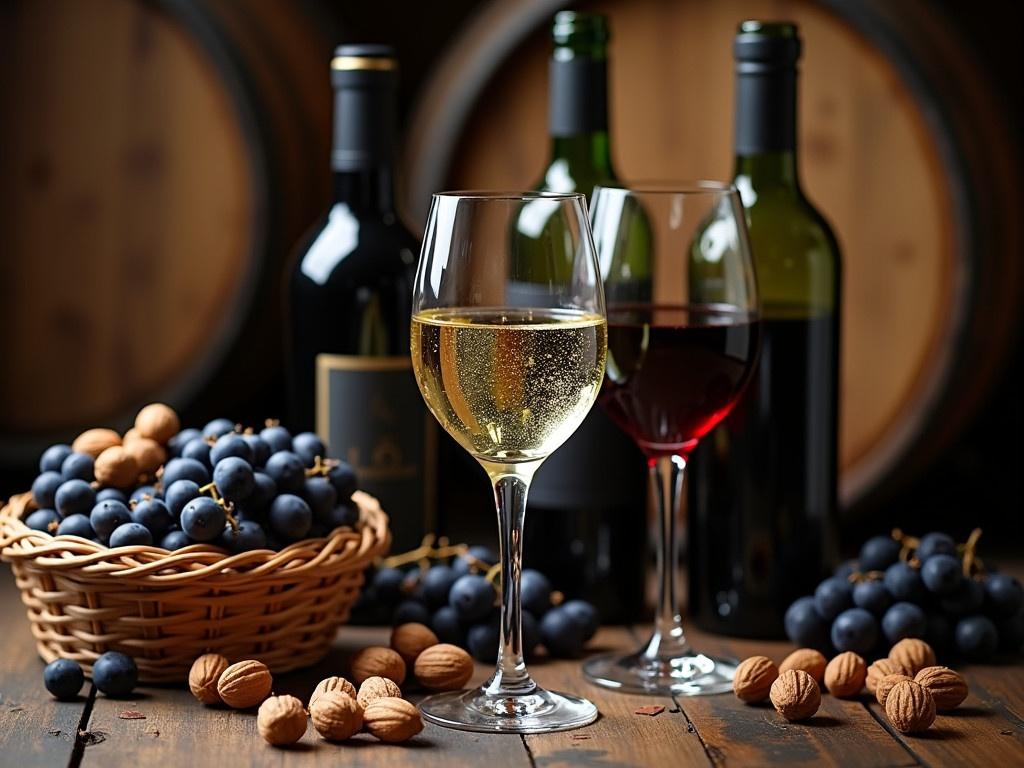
<box><xmin>316</xmin><ymin>354</ymin><xmax>436</xmax><ymax>551</ymax></box>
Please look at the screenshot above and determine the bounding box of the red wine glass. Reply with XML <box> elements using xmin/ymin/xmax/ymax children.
<box><xmin>584</xmin><ymin>183</ymin><xmax>761</xmax><ymax>695</ymax></box>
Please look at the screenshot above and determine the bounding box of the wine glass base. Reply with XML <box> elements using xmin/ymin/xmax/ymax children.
<box><xmin>419</xmin><ymin>686</ymin><xmax>599</xmax><ymax>734</ymax></box>
<box><xmin>583</xmin><ymin>649</ymin><xmax>737</xmax><ymax>696</ymax></box>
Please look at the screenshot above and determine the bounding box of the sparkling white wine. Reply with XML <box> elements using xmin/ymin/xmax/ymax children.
<box><xmin>411</xmin><ymin>308</ymin><xmax>607</xmax><ymax>466</ymax></box>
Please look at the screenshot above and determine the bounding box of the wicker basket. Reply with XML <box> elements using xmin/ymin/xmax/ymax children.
<box><xmin>0</xmin><ymin>491</ymin><xmax>389</xmax><ymax>683</ymax></box>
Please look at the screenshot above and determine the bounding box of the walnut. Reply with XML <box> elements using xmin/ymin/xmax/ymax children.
<box><xmin>125</xmin><ymin>437</ymin><xmax>166</xmax><ymax>476</ymax></box>
<box><xmin>824</xmin><ymin>651</ymin><xmax>867</xmax><ymax>698</ymax></box>
<box><xmin>309</xmin><ymin>676</ymin><xmax>357</xmax><ymax>710</ymax></box>
<box><xmin>94</xmin><ymin>446</ymin><xmax>139</xmax><ymax>489</ymax></box>
<box><xmin>216</xmin><ymin>659</ymin><xmax>273</xmax><ymax>709</ymax></box>
<box><xmin>769</xmin><ymin>669</ymin><xmax>821</xmax><ymax>721</ymax></box>
<box><xmin>732</xmin><ymin>655</ymin><xmax>779</xmax><ymax>703</ymax></box>
<box><xmin>390</xmin><ymin>622</ymin><xmax>439</xmax><ymax>666</ymax></box>
<box><xmin>779</xmin><ymin>648</ymin><xmax>827</xmax><ymax>684</ymax></box>
<box><xmin>188</xmin><ymin>653</ymin><xmax>230</xmax><ymax>705</ymax></box>
<box><xmin>362</xmin><ymin>697</ymin><xmax>424</xmax><ymax>743</ymax></box>
<box><xmin>888</xmin><ymin>638</ymin><xmax>936</xmax><ymax>676</ymax></box>
<box><xmin>413</xmin><ymin>643</ymin><xmax>474</xmax><ymax>691</ymax></box>
<box><xmin>309</xmin><ymin>690</ymin><xmax>363</xmax><ymax>741</ymax></box>
<box><xmin>257</xmin><ymin>695</ymin><xmax>308</xmax><ymax>746</ymax></box>
<box><xmin>72</xmin><ymin>428</ymin><xmax>121</xmax><ymax>458</ymax></box>
<box><xmin>915</xmin><ymin>666</ymin><xmax>968</xmax><ymax>710</ymax></box>
<box><xmin>884</xmin><ymin>679</ymin><xmax>936</xmax><ymax>733</ymax></box>
<box><xmin>135</xmin><ymin>403</ymin><xmax>181</xmax><ymax>445</ymax></box>
<box><xmin>350</xmin><ymin>646</ymin><xmax>406</xmax><ymax>686</ymax></box>
<box><xmin>875</xmin><ymin>674</ymin><xmax>914</xmax><ymax>707</ymax></box>
<box><xmin>866</xmin><ymin>658</ymin><xmax>910</xmax><ymax>693</ymax></box>
<box><xmin>357</xmin><ymin>676</ymin><xmax>403</xmax><ymax>708</ymax></box>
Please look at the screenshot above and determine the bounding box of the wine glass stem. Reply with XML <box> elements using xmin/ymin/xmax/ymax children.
<box><xmin>483</xmin><ymin>464</ymin><xmax>539</xmax><ymax>697</ymax></box>
<box><xmin>644</xmin><ymin>454</ymin><xmax>691</xmax><ymax>660</ymax></box>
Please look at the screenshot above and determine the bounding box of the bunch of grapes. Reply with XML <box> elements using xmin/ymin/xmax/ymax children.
<box><xmin>351</xmin><ymin>542</ymin><xmax>599</xmax><ymax>661</ymax></box>
<box><xmin>26</xmin><ymin>417</ymin><xmax>360</xmax><ymax>553</ymax></box>
<box><xmin>786</xmin><ymin>529</ymin><xmax>1023</xmax><ymax>662</ymax></box>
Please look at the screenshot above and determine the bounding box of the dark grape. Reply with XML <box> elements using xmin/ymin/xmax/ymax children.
<box><xmin>926</xmin><ymin>611</ymin><xmax>955</xmax><ymax>651</ymax></box>
<box><xmin>881</xmin><ymin>601</ymin><xmax>927</xmax><ymax>644</ymax></box>
<box><xmin>327</xmin><ymin>462</ymin><xmax>358</xmax><ymax>499</ymax></box>
<box><xmin>401</xmin><ymin>570</ymin><xmax>424</xmax><ymax>602</ymax></box>
<box><xmin>130</xmin><ymin>485</ymin><xmax>160</xmax><ymax>504</ymax></box>
<box><xmin>785</xmin><ymin>596</ymin><xmax>830</xmax><ymax>649</ymax></box>
<box><xmin>883</xmin><ymin>562</ymin><xmax>925</xmax><ymax>602</ymax></box>
<box><xmin>522</xmin><ymin>610</ymin><xmax>541</xmax><ymax>657</ymax></box>
<box><xmin>852</xmin><ymin>580</ymin><xmax>891</xmax><ymax>617</ymax></box>
<box><xmin>180</xmin><ymin>497</ymin><xmax>226</xmax><ymax>542</ymax></box>
<box><xmin>160</xmin><ymin>530</ymin><xmax>192</xmax><ymax>551</ymax></box>
<box><xmin>561</xmin><ymin>600</ymin><xmax>599</xmax><ymax>642</ymax></box>
<box><xmin>916</xmin><ymin>532</ymin><xmax>956</xmax><ymax>562</ymax></box>
<box><xmin>162</xmin><ymin>458</ymin><xmax>210</xmax><ymax>488</ymax></box>
<box><xmin>520</xmin><ymin>569</ymin><xmax>553</xmax><ymax>617</ymax></box>
<box><xmin>431</xmin><ymin>605</ymin><xmax>466</xmax><ymax>646</ymax></box>
<box><xmin>90</xmin><ymin>500</ymin><xmax>132</xmax><ymax>543</ymax></box>
<box><xmin>264</xmin><ymin>451</ymin><xmax>306</xmax><ymax>493</ymax></box>
<box><xmin>55</xmin><ymin>479</ymin><xmax>96</xmax><ymax>519</ymax></box>
<box><xmin>372</xmin><ymin>567</ymin><xmax>405</xmax><ymax>605</ymax></box>
<box><xmin>831</xmin><ymin>607</ymin><xmax>878</xmax><ymax>654</ymax></box>
<box><xmin>40</xmin><ymin>444</ymin><xmax>73</xmax><ymax>474</ymax></box>
<box><xmin>164</xmin><ymin>480</ymin><xmax>201</xmax><ymax>521</ymax></box>
<box><xmin>210</xmin><ymin>434</ymin><xmax>254</xmax><ymax>466</ymax></box>
<box><xmin>467</xmin><ymin>618</ymin><xmax>499</xmax><ymax>662</ymax></box>
<box><xmin>292</xmin><ymin>432</ymin><xmax>326</xmax><ymax>467</ymax></box>
<box><xmin>984</xmin><ymin>574</ymin><xmax>1024</xmax><ymax>619</ymax></box>
<box><xmin>182</xmin><ymin>438</ymin><xmax>213</xmax><ymax>468</ymax></box>
<box><xmin>92</xmin><ymin>651</ymin><xmax>138</xmax><ymax>697</ymax></box>
<box><xmin>167</xmin><ymin>428</ymin><xmax>201</xmax><ymax>458</ymax></box>
<box><xmin>323</xmin><ymin>503</ymin><xmax>359</xmax><ymax>529</ymax></box>
<box><xmin>56</xmin><ymin>514</ymin><xmax>94</xmax><ymax>539</ymax></box>
<box><xmin>246</xmin><ymin>472</ymin><xmax>277</xmax><ymax>513</ymax></box>
<box><xmin>921</xmin><ymin>554</ymin><xmax>962</xmax><ymax>595</ymax></box>
<box><xmin>302</xmin><ymin>477</ymin><xmax>337</xmax><ymax>523</ymax></box>
<box><xmin>422</xmin><ymin>565</ymin><xmax>459</xmax><ymax>609</ymax></box>
<box><xmin>130</xmin><ymin>498</ymin><xmax>172</xmax><ymax>538</ymax></box>
<box><xmin>308</xmin><ymin>522</ymin><xmax>328</xmax><ymax>538</ymax></box>
<box><xmin>60</xmin><ymin>452</ymin><xmax>94</xmax><ymax>482</ymax></box>
<box><xmin>109</xmin><ymin>522</ymin><xmax>153</xmax><ymax>548</ymax></box>
<box><xmin>954</xmin><ymin>615</ymin><xmax>999</xmax><ymax>660</ymax></box>
<box><xmin>241</xmin><ymin>435</ymin><xmax>270</xmax><ymax>467</ymax></box>
<box><xmin>32</xmin><ymin>472</ymin><xmax>63</xmax><ymax>509</ymax></box>
<box><xmin>813</xmin><ymin>576</ymin><xmax>853</xmax><ymax>621</ymax></box>
<box><xmin>833</xmin><ymin>559</ymin><xmax>859</xmax><ymax>580</ymax></box>
<box><xmin>25</xmin><ymin>509</ymin><xmax>60</xmax><ymax>533</ymax></box>
<box><xmin>260</xmin><ymin>424</ymin><xmax>293</xmax><ymax>454</ymax></box>
<box><xmin>936</xmin><ymin>577</ymin><xmax>982</xmax><ymax>617</ymax></box>
<box><xmin>96</xmin><ymin>488</ymin><xmax>128</xmax><ymax>505</ymax></box>
<box><xmin>43</xmin><ymin>659</ymin><xmax>84</xmax><ymax>701</ymax></box>
<box><xmin>540</xmin><ymin>605</ymin><xmax>587</xmax><ymax>658</ymax></box>
<box><xmin>859</xmin><ymin>535</ymin><xmax>900</xmax><ymax>572</ymax></box>
<box><xmin>213</xmin><ymin>457</ymin><xmax>255</xmax><ymax>502</ymax></box>
<box><xmin>219</xmin><ymin>520</ymin><xmax>267</xmax><ymax>553</ymax></box>
<box><xmin>202</xmin><ymin>418</ymin><xmax>236</xmax><ymax>439</ymax></box>
<box><xmin>997</xmin><ymin>610</ymin><xmax>1024</xmax><ymax>653</ymax></box>
<box><xmin>453</xmin><ymin>546</ymin><xmax>498</xmax><ymax>575</ymax></box>
<box><xmin>449</xmin><ymin>574</ymin><xmax>495</xmax><ymax>622</ymax></box>
<box><xmin>392</xmin><ymin>600</ymin><xmax>431</xmax><ymax>626</ymax></box>
<box><xmin>268</xmin><ymin>494</ymin><xmax>312</xmax><ymax>542</ymax></box>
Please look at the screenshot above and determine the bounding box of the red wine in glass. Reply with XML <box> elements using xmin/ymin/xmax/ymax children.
<box><xmin>600</xmin><ymin>304</ymin><xmax>761</xmax><ymax>458</ymax></box>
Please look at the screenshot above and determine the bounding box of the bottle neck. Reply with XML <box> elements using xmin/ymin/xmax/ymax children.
<box><xmin>733</xmin><ymin>60</ymin><xmax>799</xmax><ymax>189</ymax></box>
<box><xmin>548</xmin><ymin>56</ymin><xmax>613</xmax><ymax>183</ymax></box>
<box><xmin>332</xmin><ymin>167</ymin><xmax>395</xmax><ymax>216</ymax></box>
<box><xmin>734</xmin><ymin>150</ymin><xmax>798</xmax><ymax>188</ymax></box>
<box><xmin>550</xmin><ymin>133</ymin><xmax>614</xmax><ymax>179</ymax></box>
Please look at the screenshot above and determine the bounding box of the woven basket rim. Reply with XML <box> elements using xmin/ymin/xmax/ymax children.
<box><xmin>0</xmin><ymin>490</ymin><xmax>390</xmax><ymax>584</ymax></box>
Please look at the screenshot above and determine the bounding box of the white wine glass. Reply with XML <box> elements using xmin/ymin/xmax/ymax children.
<box><xmin>410</xmin><ymin>191</ymin><xmax>605</xmax><ymax>733</ymax></box>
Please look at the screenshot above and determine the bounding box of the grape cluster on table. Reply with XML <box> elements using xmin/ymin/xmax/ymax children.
<box><xmin>785</xmin><ymin>531</ymin><xmax>1023</xmax><ymax>662</ymax></box>
<box><xmin>351</xmin><ymin>546</ymin><xmax>600</xmax><ymax>660</ymax></box>
<box><xmin>26</xmin><ymin>419</ymin><xmax>360</xmax><ymax>553</ymax></box>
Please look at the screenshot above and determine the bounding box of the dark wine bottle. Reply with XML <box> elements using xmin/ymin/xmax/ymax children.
<box><xmin>687</xmin><ymin>21</ymin><xmax>842</xmax><ymax>637</ymax></box>
<box><xmin>512</xmin><ymin>12</ymin><xmax>649</xmax><ymax>622</ymax></box>
<box><xmin>286</xmin><ymin>45</ymin><xmax>434</xmax><ymax>552</ymax></box>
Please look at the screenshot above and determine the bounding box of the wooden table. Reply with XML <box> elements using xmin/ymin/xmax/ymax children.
<box><xmin>1</xmin><ymin>571</ymin><xmax>1021</xmax><ymax>768</ymax></box>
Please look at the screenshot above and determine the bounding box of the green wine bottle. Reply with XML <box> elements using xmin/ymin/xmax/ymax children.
<box><xmin>688</xmin><ymin>21</ymin><xmax>842</xmax><ymax>638</ymax></box>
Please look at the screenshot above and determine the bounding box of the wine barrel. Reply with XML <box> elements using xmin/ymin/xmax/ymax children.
<box><xmin>0</xmin><ymin>0</ymin><xmax>338</xmax><ymax>469</ymax></box>
<box><xmin>403</xmin><ymin>0</ymin><xmax>1022</xmax><ymax>513</ymax></box>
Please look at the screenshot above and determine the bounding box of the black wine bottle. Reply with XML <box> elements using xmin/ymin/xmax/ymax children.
<box><xmin>512</xmin><ymin>12</ymin><xmax>648</xmax><ymax>622</ymax></box>
<box><xmin>688</xmin><ymin>21</ymin><xmax>842</xmax><ymax>637</ymax></box>
<box><xmin>286</xmin><ymin>45</ymin><xmax>434</xmax><ymax>552</ymax></box>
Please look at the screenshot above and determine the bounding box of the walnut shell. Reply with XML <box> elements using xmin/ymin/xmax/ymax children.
<box><xmin>309</xmin><ymin>690</ymin><xmax>363</xmax><ymax>741</ymax></box>
<box><xmin>94</xmin><ymin>446</ymin><xmax>140</xmax><ymax>488</ymax></box>
<box><xmin>350</xmin><ymin>646</ymin><xmax>406</xmax><ymax>686</ymax></box>
<box><xmin>779</xmin><ymin>648</ymin><xmax>828</xmax><ymax>684</ymax></box>
<box><xmin>866</xmin><ymin>658</ymin><xmax>911</xmax><ymax>694</ymax></box>
<box><xmin>122</xmin><ymin>428</ymin><xmax>143</xmax><ymax>445</ymax></box>
<box><xmin>875</xmin><ymin>674</ymin><xmax>914</xmax><ymax>707</ymax></box>
<box><xmin>309</xmin><ymin>676</ymin><xmax>357</xmax><ymax>710</ymax></box>
<box><xmin>824</xmin><ymin>651</ymin><xmax>867</xmax><ymax>698</ymax></box>
<box><xmin>135</xmin><ymin>403</ymin><xmax>181</xmax><ymax>445</ymax></box>
<box><xmin>885</xmin><ymin>679</ymin><xmax>936</xmax><ymax>733</ymax></box>
<box><xmin>217</xmin><ymin>659</ymin><xmax>273</xmax><ymax>709</ymax></box>
<box><xmin>391</xmin><ymin>622</ymin><xmax>439</xmax><ymax>666</ymax></box>
<box><xmin>413</xmin><ymin>643</ymin><xmax>473</xmax><ymax>691</ymax></box>
<box><xmin>770</xmin><ymin>669</ymin><xmax>821</xmax><ymax>722</ymax></box>
<box><xmin>362</xmin><ymin>697</ymin><xmax>424</xmax><ymax>743</ymax></box>
<box><xmin>72</xmin><ymin>428</ymin><xmax>121</xmax><ymax>458</ymax></box>
<box><xmin>888</xmin><ymin>638</ymin><xmax>936</xmax><ymax>676</ymax></box>
<box><xmin>257</xmin><ymin>695</ymin><xmax>308</xmax><ymax>746</ymax></box>
<box><xmin>915</xmin><ymin>666</ymin><xmax>968</xmax><ymax>710</ymax></box>
<box><xmin>188</xmin><ymin>653</ymin><xmax>230</xmax><ymax>705</ymax></box>
<box><xmin>732</xmin><ymin>655</ymin><xmax>779</xmax><ymax>703</ymax></box>
<box><xmin>125</xmin><ymin>437</ymin><xmax>167</xmax><ymax>476</ymax></box>
<box><xmin>357</xmin><ymin>676</ymin><xmax>403</xmax><ymax>708</ymax></box>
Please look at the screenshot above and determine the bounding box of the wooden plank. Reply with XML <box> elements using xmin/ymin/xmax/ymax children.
<box><xmin>964</xmin><ymin>665</ymin><xmax>1024</xmax><ymax>724</ymax></box>
<box><xmin>0</xmin><ymin>570</ymin><xmax>83</xmax><ymax>767</ymax></box>
<box><xmin>524</xmin><ymin>626</ymin><xmax>712</xmax><ymax>768</ymax></box>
